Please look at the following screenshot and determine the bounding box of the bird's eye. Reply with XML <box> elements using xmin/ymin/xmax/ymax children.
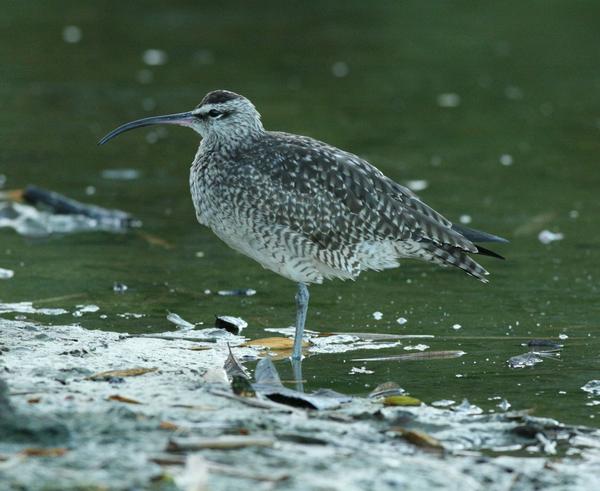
<box><xmin>208</xmin><ymin>109</ymin><xmax>221</xmax><ymax>118</ymax></box>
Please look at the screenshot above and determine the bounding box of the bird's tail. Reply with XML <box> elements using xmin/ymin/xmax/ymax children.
<box><xmin>419</xmin><ymin>242</ymin><xmax>490</xmax><ymax>282</ymax></box>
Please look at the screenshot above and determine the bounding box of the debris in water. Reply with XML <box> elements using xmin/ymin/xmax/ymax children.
<box><xmin>142</xmin><ymin>49</ymin><xmax>168</xmax><ymax>66</ymax></box>
<box><xmin>405</xmin><ymin>180</ymin><xmax>429</xmax><ymax>192</ymax></box>
<box><xmin>107</xmin><ymin>394</ymin><xmax>142</xmax><ymax>405</ymax></box>
<box><xmin>101</xmin><ymin>168</ymin><xmax>141</xmax><ymax>180</ymax></box>
<box><xmin>0</xmin><ymin>302</ymin><xmax>67</xmax><ymax>315</ymax></box>
<box><xmin>331</xmin><ymin>61</ymin><xmax>349</xmax><ymax>78</ymax></box>
<box><xmin>0</xmin><ymin>268</ymin><xmax>14</xmax><ymax>279</ymax></box>
<box><xmin>113</xmin><ymin>282</ymin><xmax>128</xmax><ymax>293</ymax></box>
<box><xmin>0</xmin><ymin>186</ymin><xmax>140</xmax><ymax>236</ymax></box>
<box><xmin>452</xmin><ymin>323</ymin><xmax>462</xmax><ymax>330</ymax></box>
<box><xmin>393</xmin><ymin>429</ymin><xmax>444</xmax><ymax>451</ymax></box>
<box><xmin>368</xmin><ymin>382</ymin><xmax>405</xmax><ymax>399</ymax></box>
<box><xmin>396</xmin><ymin>317</ymin><xmax>407</xmax><ymax>325</ymax></box>
<box><xmin>167</xmin><ymin>312</ymin><xmax>196</xmax><ymax>331</ymax></box>
<box><xmin>72</xmin><ymin>304</ymin><xmax>100</xmax><ymax>317</ymax></box>
<box><xmin>403</xmin><ymin>344</ymin><xmax>429</xmax><ymax>351</ymax></box>
<box><xmin>217</xmin><ymin>288</ymin><xmax>256</xmax><ymax>297</ymax></box>
<box><xmin>437</xmin><ymin>93</ymin><xmax>461</xmax><ymax>108</ymax></box>
<box><xmin>538</xmin><ymin>230</ymin><xmax>564</xmax><ymax>244</ymax></box>
<box><xmin>215</xmin><ymin>316</ymin><xmax>247</xmax><ymax>335</ymax></box>
<box><xmin>329</xmin><ymin>332</ymin><xmax>428</xmax><ymax>341</ymax></box>
<box><xmin>21</xmin><ymin>447</ymin><xmax>68</xmax><ymax>458</ymax></box>
<box><xmin>252</xmin><ymin>357</ymin><xmax>349</xmax><ymax>410</ymax></box>
<box><xmin>499</xmin><ymin>154</ymin><xmax>514</xmax><ymax>166</ymax></box>
<box><xmin>581</xmin><ymin>380</ymin><xmax>600</xmax><ymax>396</ymax></box>
<box><xmin>507</xmin><ymin>350</ymin><xmax>560</xmax><ymax>369</ymax></box>
<box><xmin>349</xmin><ymin>366</ymin><xmax>374</xmax><ymax>375</ymax></box>
<box><xmin>526</xmin><ymin>339</ymin><xmax>563</xmax><ymax>349</ymax></box>
<box><xmin>372</xmin><ymin>311</ymin><xmax>383</xmax><ymax>320</ymax></box>
<box><xmin>244</xmin><ymin>337</ymin><xmax>296</xmax><ymax>350</ymax></box>
<box><xmin>168</xmin><ymin>436</ymin><xmax>274</xmax><ymax>452</ymax></box>
<box><xmin>558</xmin><ymin>333</ymin><xmax>569</xmax><ymax>340</ymax></box>
<box><xmin>383</xmin><ymin>396</ymin><xmax>422</xmax><ymax>407</ymax></box>
<box><xmin>459</xmin><ymin>214</ymin><xmax>472</xmax><ymax>224</ymax></box>
<box><xmin>497</xmin><ymin>399</ymin><xmax>512</xmax><ymax>411</ymax></box>
<box><xmin>87</xmin><ymin>367</ymin><xmax>158</xmax><ymax>381</ymax></box>
<box><xmin>353</xmin><ymin>350</ymin><xmax>465</xmax><ymax>362</ymax></box>
<box><xmin>62</xmin><ymin>25</ymin><xmax>82</xmax><ymax>44</ymax></box>
<box><xmin>431</xmin><ymin>399</ymin><xmax>455</xmax><ymax>407</ymax></box>
<box><xmin>224</xmin><ymin>344</ymin><xmax>253</xmax><ymax>394</ymax></box>
<box><xmin>453</xmin><ymin>399</ymin><xmax>483</xmax><ymax>415</ymax></box>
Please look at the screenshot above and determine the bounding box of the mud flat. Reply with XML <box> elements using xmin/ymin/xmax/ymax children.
<box><xmin>1</xmin><ymin>318</ymin><xmax>600</xmax><ymax>491</ymax></box>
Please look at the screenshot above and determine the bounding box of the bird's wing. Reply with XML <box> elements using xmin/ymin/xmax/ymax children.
<box><xmin>228</xmin><ymin>132</ymin><xmax>477</xmax><ymax>255</ymax></box>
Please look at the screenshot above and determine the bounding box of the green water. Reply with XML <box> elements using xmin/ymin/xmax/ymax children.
<box><xmin>1</xmin><ymin>1</ymin><xmax>599</xmax><ymax>426</ymax></box>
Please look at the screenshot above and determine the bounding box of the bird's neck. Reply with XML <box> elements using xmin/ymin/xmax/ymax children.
<box><xmin>200</xmin><ymin>124</ymin><xmax>264</xmax><ymax>155</ymax></box>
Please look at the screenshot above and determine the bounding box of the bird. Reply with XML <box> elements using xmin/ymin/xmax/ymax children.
<box><xmin>99</xmin><ymin>89</ymin><xmax>507</xmax><ymax>363</ymax></box>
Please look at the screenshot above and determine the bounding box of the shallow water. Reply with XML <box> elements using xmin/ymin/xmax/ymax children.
<box><xmin>1</xmin><ymin>0</ymin><xmax>600</xmax><ymax>429</ymax></box>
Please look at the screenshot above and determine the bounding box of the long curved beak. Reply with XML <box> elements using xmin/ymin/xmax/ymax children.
<box><xmin>98</xmin><ymin>111</ymin><xmax>196</xmax><ymax>145</ymax></box>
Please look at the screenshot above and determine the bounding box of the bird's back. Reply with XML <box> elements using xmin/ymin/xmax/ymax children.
<box><xmin>190</xmin><ymin>130</ymin><xmax>493</xmax><ymax>284</ymax></box>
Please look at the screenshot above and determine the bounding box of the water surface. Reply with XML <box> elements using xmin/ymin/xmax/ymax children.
<box><xmin>1</xmin><ymin>0</ymin><xmax>599</xmax><ymax>426</ymax></box>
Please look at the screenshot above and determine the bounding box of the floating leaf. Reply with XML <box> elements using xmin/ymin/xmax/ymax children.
<box><xmin>108</xmin><ymin>394</ymin><xmax>142</xmax><ymax>404</ymax></box>
<box><xmin>353</xmin><ymin>351</ymin><xmax>465</xmax><ymax>362</ymax></box>
<box><xmin>383</xmin><ymin>396</ymin><xmax>422</xmax><ymax>406</ymax></box>
<box><xmin>21</xmin><ymin>447</ymin><xmax>67</xmax><ymax>457</ymax></box>
<box><xmin>87</xmin><ymin>367</ymin><xmax>157</xmax><ymax>381</ymax></box>
<box><xmin>244</xmin><ymin>337</ymin><xmax>308</xmax><ymax>350</ymax></box>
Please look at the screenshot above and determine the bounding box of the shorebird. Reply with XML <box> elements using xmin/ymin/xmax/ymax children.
<box><xmin>99</xmin><ymin>90</ymin><xmax>506</xmax><ymax>362</ymax></box>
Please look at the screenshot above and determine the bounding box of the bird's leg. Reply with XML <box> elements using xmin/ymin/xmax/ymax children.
<box><xmin>292</xmin><ymin>282</ymin><xmax>309</xmax><ymax>361</ymax></box>
<box><xmin>291</xmin><ymin>283</ymin><xmax>309</xmax><ymax>392</ymax></box>
<box><xmin>291</xmin><ymin>358</ymin><xmax>304</xmax><ymax>393</ymax></box>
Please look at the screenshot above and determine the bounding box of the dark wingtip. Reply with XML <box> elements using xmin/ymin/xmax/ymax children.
<box><xmin>452</xmin><ymin>224</ymin><xmax>509</xmax><ymax>244</ymax></box>
<box><xmin>475</xmin><ymin>245</ymin><xmax>505</xmax><ymax>260</ymax></box>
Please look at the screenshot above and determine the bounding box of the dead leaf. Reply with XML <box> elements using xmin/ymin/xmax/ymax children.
<box><xmin>21</xmin><ymin>447</ymin><xmax>67</xmax><ymax>457</ymax></box>
<box><xmin>108</xmin><ymin>394</ymin><xmax>142</xmax><ymax>404</ymax></box>
<box><xmin>27</xmin><ymin>397</ymin><xmax>41</xmax><ymax>404</ymax></box>
<box><xmin>188</xmin><ymin>345</ymin><xmax>211</xmax><ymax>351</ymax></box>
<box><xmin>383</xmin><ymin>396</ymin><xmax>422</xmax><ymax>406</ymax></box>
<box><xmin>0</xmin><ymin>189</ymin><xmax>24</xmax><ymax>202</ymax></box>
<box><xmin>392</xmin><ymin>428</ymin><xmax>444</xmax><ymax>451</ymax></box>
<box><xmin>87</xmin><ymin>367</ymin><xmax>158</xmax><ymax>381</ymax></box>
<box><xmin>159</xmin><ymin>421</ymin><xmax>180</xmax><ymax>431</ymax></box>
<box><xmin>136</xmin><ymin>230</ymin><xmax>174</xmax><ymax>249</ymax></box>
<box><xmin>244</xmin><ymin>337</ymin><xmax>309</xmax><ymax>350</ymax></box>
<box><xmin>167</xmin><ymin>436</ymin><xmax>274</xmax><ymax>451</ymax></box>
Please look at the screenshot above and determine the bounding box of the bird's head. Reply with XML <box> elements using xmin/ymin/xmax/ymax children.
<box><xmin>98</xmin><ymin>90</ymin><xmax>263</xmax><ymax>146</ymax></box>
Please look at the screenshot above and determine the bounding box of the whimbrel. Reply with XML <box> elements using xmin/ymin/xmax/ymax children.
<box><xmin>99</xmin><ymin>90</ymin><xmax>506</xmax><ymax>362</ymax></box>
